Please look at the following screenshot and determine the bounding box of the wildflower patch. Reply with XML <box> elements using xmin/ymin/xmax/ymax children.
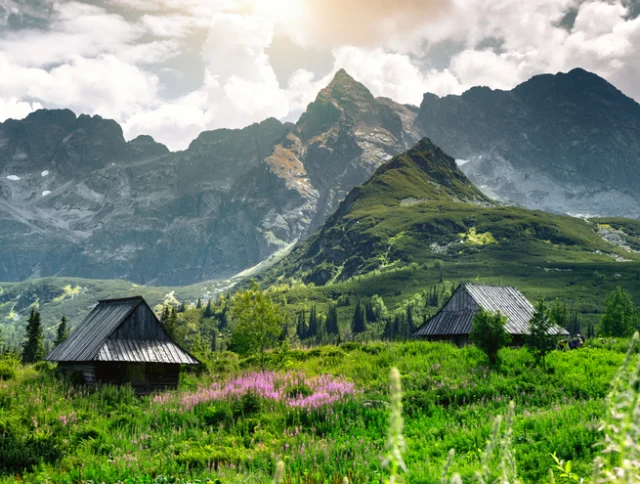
<box><xmin>153</xmin><ymin>371</ymin><xmax>358</xmax><ymax>412</ymax></box>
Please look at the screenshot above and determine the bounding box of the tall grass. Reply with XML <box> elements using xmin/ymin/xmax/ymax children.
<box><xmin>1</xmin><ymin>340</ymin><xmax>639</xmax><ymax>483</ymax></box>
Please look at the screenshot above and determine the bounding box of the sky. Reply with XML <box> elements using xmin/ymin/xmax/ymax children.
<box><xmin>0</xmin><ymin>0</ymin><xmax>639</xmax><ymax>151</ymax></box>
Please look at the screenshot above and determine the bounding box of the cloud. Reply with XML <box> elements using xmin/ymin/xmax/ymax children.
<box><xmin>0</xmin><ymin>52</ymin><xmax>159</xmax><ymax>121</ymax></box>
<box><xmin>271</xmin><ymin>0</ymin><xmax>451</xmax><ymax>51</ymax></box>
<box><xmin>0</xmin><ymin>98</ymin><xmax>43</xmax><ymax>122</ymax></box>
<box><xmin>331</xmin><ymin>47</ymin><xmax>460</xmax><ymax>103</ymax></box>
<box><xmin>1</xmin><ymin>0</ymin><xmax>640</xmax><ymax>153</ymax></box>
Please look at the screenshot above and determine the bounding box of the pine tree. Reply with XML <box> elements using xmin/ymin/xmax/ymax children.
<box><xmin>217</xmin><ymin>300</ymin><xmax>229</xmax><ymax>330</ymax></box>
<box><xmin>528</xmin><ymin>299</ymin><xmax>555</xmax><ymax>367</ymax></box>
<box><xmin>163</xmin><ymin>307</ymin><xmax>178</xmax><ymax>340</ymax></box>
<box><xmin>470</xmin><ymin>309</ymin><xmax>511</xmax><ymax>366</ymax></box>
<box><xmin>384</xmin><ymin>317</ymin><xmax>394</xmax><ymax>340</ymax></box>
<box><xmin>211</xmin><ymin>329</ymin><xmax>217</xmax><ymax>352</ymax></box>
<box><xmin>567</xmin><ymin>311</ymin><xmax>581</xmax><ymax>336</ymax></box>
<box><xmin>161</xmin><ymin>306</ymin><xmax>170</xmax><ymax>325</ymax></box>
<box><xmin>549</xmin><ymin>299</ymin><xmax>569</xmax><ymax>332</ymax></box>
<box><xmin>22</xmin><ymin>309</ymin><xmax>46</xmax><ymax>364</ymax></box>
<box><xmin>317</xmin><ymin>314</ymin><xmax>327</xmax><ymax>344</ymax></box>
<box><xmin>204</xmin><ymin>300</ymin><xmax>214</xmax><ymax>319</ymax></box>
<box><xmin>406</xmin><ymin>305</ymin><xmax>415</xmax><ymax>337</ymax></box>
<box><xmin>196</xmin><ymin>298</ymin><xmax>202</xmax><ymax>309</ymax></box>
<box><xmin>296</xmin><ymin>308</ymin><xmax>307</xmax><ymax>340</ymax></box>
<box><xmin>365</xmin><ymin>301</ymin><xmax>376</xmax><ymax>323</ymax></box>
<box><xmin>352</xmin><ymin>300</ymin><xmax>367</xmax><ymax>334</ymax></box>
<box><xmin>54</xmin><ymin>316</ymin><xmax>69</xmax><ymax>347</ymax></box>
<box><xmin>178</xmin><ymin>302</ymin><xmax>186</xmax><ymax>312</ymax></box>
<box><xmin>308</xmin><ymin>306</ymin><xmax>319</xmax><ymax>339</ymax></box>
<box><xmin>325</xmin><ymin>304</ymin><xmax>339</xmax><ymax>336</ymax></box>
<box><xmin>601</xmin><ymin>287</ymin><xmax>638</xmax><ymax>337</ymax></box>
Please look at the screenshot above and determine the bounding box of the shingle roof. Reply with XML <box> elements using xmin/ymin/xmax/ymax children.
<box><xmin>413</xmin><ymin>283</ymin><xmax>569</xmax><ymax>337</ymax></box>
<box><xmin>46</xmin><ymin>296</ymin><xmax>199</xmax><ymax>364</ymax></box>
<box><xmin>96</xmin><ymin>339</ymin><xmax>199</xmax><ymax>364</ymax></box>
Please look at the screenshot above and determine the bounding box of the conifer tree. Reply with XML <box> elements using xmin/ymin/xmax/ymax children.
<box><xmin>163</xmin><ymin>307</ymin><xmax>178</xmax><ymax>340</ymax></box>
<box><xmin>352</xmin><ymin>300</ymin><xmax>367</xmax><ymax>334</ymax></box>
<box><xmin>325</xmin><ymin>304</ymin><xmax>339</xmax><ymax>336</ymax></box>
<box><xmin>296</xmin><ymin>308</ymin><xmax>307</xmax><ymax>340</ymax></box>
<box><xmin>22</xmin><ymin>309</ymin><xmax>46</xmax><ymax>364</ymax></box>
<box><xmin>203</xmin><ymin>300</ymin><xmax>214</xmax><ymax>318</ymax></box>
<box><xmin>196</xmin><ymin>298</ymin><xmax>202</xmax><ymax>309</ymax></box>
<box><xmin>601</xmin><ymin>287</ymin><xmax>638</xmax><ymax>337</ymax></box>
<box><xmin>308</xmin><ymin>306</ymin><xmax>319</xmax><ymax>338</ymax></box>
<box><xmin>470</xmin><ymin>309</ymin><xmax>510</xmax><ymax>366</ymax></box>
<box><xmin>161</xmin><ymin>305</ymin><xmax>170</xmax><ymax>325</ymax></box>
<box><xmin>549</xmin><ymin>299</ymin><xmax>569</xmax><ymax>332</ymax></box>
<box><xmin>528</xmin><ymin>299</ymin><xmax>555</xmax><ymax>367</ymax></box>
<box><xmin>211</xmin><ymin>329</ymin><xmax>217</xmax><ymax>352</ymax></box>
<box><xmin>365</xmin><ymin>301</ymin><xmax>376</xmax><ymax>323</ymax></box>
<box><xmin>384</xmin><ymin>317</ymin><xmax>395</xmax><ymax>340</ymax></box>
<box><xmin>54</xmin><ymin>316</ymin><xmax>69</xmax><ymax>347</ymax></box>
<box><xmin>406</xmin><ymin>305</ymin><xmax>415</xmax><ymax>337</ymax></box>
<box><xmin>567</xmin><ymin>311</ymin><xmax>581</xmax><ymax>336</ymax></box>
<box><xmin>317</xmin><ymin>314</ymin><xmax>327</xmax><ymax>344</ymax></box>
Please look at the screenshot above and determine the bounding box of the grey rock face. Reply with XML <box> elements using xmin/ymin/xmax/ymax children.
<box><xmin>0</xmin><ymin>71</ymin><xmax>419</xmax><ymax>285</ymax></box>
<box><xmin>416</xmin><ymin>68</ymin><xmax>640</xmax><ymax>218</ymax></box>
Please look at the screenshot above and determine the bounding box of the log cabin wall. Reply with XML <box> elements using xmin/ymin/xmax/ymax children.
<box><xmin>94</xmin><ymin>362</ymin><xmax>180</xmax><ymax>394</ymax></box>
<box><xmin>109</xmin><ymin>304</ymin><xmax>170</xmax><ymax>341</ymax></box>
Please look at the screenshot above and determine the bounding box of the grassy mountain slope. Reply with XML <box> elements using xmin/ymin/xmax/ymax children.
<box><xmin>266</xmin><ymin>138</ymin><xmax>640</xmax><ymax>287</ymax></box>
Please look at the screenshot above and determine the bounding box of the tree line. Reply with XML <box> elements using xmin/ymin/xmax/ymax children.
<box><xmin>7</xmin><ymin>283</ymin><xmax>639</xmax><ymax>368</ymax></box>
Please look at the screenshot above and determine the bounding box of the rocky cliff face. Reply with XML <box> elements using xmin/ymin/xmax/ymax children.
<box><xmin>416</xmin><ymin>68</ymin><xmax>640</xmax><ymax>218</ymax></box>
<box><xmin>0</xmin><ymin>70</ymin><xmax>419</xmax><ymax>285</ymax></box>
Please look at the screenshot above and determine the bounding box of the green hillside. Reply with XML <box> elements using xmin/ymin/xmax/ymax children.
<box><xmin>0</xmin><ymin>277</ymin><xmax>231</xmax><ymax>345</ymax></box>
<box><xmin>260</xmin><ymin>139</ymin><xmax>640</xmax><ymax>329</ymax></box>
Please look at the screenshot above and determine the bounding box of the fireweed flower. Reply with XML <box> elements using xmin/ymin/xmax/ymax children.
<box><xmin>152</xmin><ymin>371</ymin><xmax>358</xmax><ymax>412</ymax></box>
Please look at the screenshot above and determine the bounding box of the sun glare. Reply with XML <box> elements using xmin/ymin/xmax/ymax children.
<box><xmin>248</xmin><ymin>0</ymin><xmax>305</xmax><ymax>24</ymax></box>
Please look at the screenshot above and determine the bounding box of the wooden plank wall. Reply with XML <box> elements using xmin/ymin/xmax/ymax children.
<box><xmin>59</xmin><ymin>363</ymin><xmax>96</xmax><ymax>383</ymax></box>
<box><xmin>109</xmin><ymin>304</ymin><xmax>169</xmax><ymax>341</ymax></box>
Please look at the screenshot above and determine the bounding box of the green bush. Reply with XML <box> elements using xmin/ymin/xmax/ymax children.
<box><xmin>0</xmin><ymin>419</ymin><xmax>62</xmax><ymax>475</ymax></box>
<box><xmin>0</xmin><ymin>361</ymin><xmax>16</xmax><ymax>380</ymax></box>
<box><xmin>201</xmin><ymin>403</ymin><xmax>234</xmax><ymax>428</ymax></box>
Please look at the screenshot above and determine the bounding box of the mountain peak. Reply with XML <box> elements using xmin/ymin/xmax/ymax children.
<box><xmin>330</xmin><ymin>68</ymin><xmax>357</xmax><ymax>84</ymax></box>
<box><xmin>317</xmin><ymin>68</ymin><xmax>374</xmax><ymax>103</ymax></box>
<box><xmin>370</xmin><ymin>137</ymin><xmax>491</xmax><ymax>204</ymax></box>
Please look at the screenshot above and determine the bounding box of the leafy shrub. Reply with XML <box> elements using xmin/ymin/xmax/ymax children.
<box><xmin>285</xmin><ymin>382</ymin><xmax>312</xmax><ymax>399</ymax></box>
<box><xmin>0</xmin><ymin>361</ymin><xmax>16</xmax><ymax>381</ymax></box>
<box><xmin>33</xmin><ymin>361</ymin><xmax>57</xmax><ymax>374</ymax></box>
<box><xmin>202</xmin><ymin>403</ymin><xmax>234</xmax><ymax>427</ymax></box>
<box><xmin>0</xmin><ymin>419</ymin><xmax>62</xmax><ymax>475</ymax></box>
<box><xmin>233</xmin><ymin>390</ymin><xmax>262</xmax><ymax>417</ymax></box>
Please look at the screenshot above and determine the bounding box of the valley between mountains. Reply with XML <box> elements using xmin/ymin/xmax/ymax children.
<box><xmin>2</xmin><ymin>68</ymin><xmax>640</xmax><ymax>340</ymax></box>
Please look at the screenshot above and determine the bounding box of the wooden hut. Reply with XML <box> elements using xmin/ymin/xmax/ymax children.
<box><xmin>46</xmin><ymin>296</ymin><xmax>199</xmax><ymax>394</ymax></box>
<box><xmin>413</xmin><ymin>283</ymin><xmax>568</xmax><ymax>346</ymax></box>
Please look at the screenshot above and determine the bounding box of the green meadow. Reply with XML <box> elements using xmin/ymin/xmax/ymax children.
<box><xmin>0</xmin><ymin>339</ymin><xmax>633</xmax><ymax>484</ymax></box>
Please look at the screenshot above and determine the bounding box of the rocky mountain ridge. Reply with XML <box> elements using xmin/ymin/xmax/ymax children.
<box><xmin>416</xmin><ymin>68</ymin><xmax>640</xmax><ymax>218</ymax></box>
<box><xmin>0</xmin><ymin>70</ymin><xmax>419</xmax><ymax>285</ymax></box>
<box><xmin>263</xmin><ymin>137</ymin><xmax>640</xmax><ymax>286</ymax></box>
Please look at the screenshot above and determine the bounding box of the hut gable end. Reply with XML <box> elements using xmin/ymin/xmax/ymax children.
<box><xmin>413</xmin><ymin>283</ymin><xmax>569</xmax><ymax>339</ymax></box>
<box><xmin>46</xmin><ymin>296</ymin><xmax>199</xmax><ymax>365</ymax></box>
<box><xmin>109</xmin><ymin>302</ymin><xmax>170</xmax><ymax>341</ymax></box>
